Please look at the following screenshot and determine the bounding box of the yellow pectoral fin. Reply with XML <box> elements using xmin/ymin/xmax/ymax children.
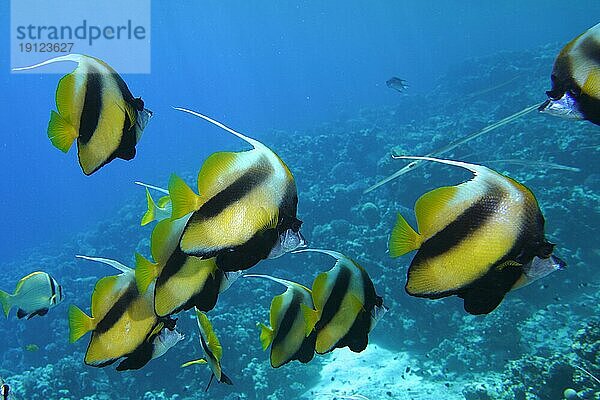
<box><xmin>389</xmin><ymin>213</ymin><xmax>421</xmax><ymax>258</ymax></box>
<box><xmin>259</xmin><ymin>323</ymin><xmax>274</xmax><ymax>350</ymax></box>
<box><xmin>169</xmin><ymin>174</ymin><xmax>202</xmax><ymax>220</ymax></box>
<box><xmin>68</xmin><ymin>305</ymin><xmax>94</xmax><ymax>343</ymax></box>
<box><xmin>496</xmin><ymin>260</ymin><xmax>522</xmax><ymax>271</ymax></box>
<box><xmin>48</xmin><ymin>111</ymin><xmax>78</xmax><ymax>153</ymax></box>
<box><xmin>181</xmin><ymin>358</ymin><xmax>207</xmax><ymax>368</ymax></box>
<box><xmin>414</xmin><ymin>186</ymin><xmax>459</xmax><ymax>236</ymax></box>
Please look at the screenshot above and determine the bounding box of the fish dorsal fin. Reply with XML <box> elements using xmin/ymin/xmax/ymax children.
<box><xmin>196</xmin><ymin>309</ymin><xmax>223</xmax><ymax>360</ymax></box>
<box><xmin>134</xmin><ymin>181</ymin><xmax>170</xmax><ymax>195</ymax></box>
<box><xmin>169</xmin><ymin>174</ymin><xmax>202</xmax><ymax>220</ymax></box>
<box><xmin>268</xmin><ymin>294</ymin><xmax>285</xmax><ymax>330</ymax></box>
<box><xmin>150</xmin><ymin>216</ymin><xmax>188</xmax><ymax>263</ymax></box>
<box><xmin>310</xmin><ymin>271</ymin><xmax>329</xmax><ymax>312</ymax></box>
<box><xmin>414</xmin><ymin>186</ymin><xmax>460</xmax><ymax>237</ymax></box>
<box><xmin>55</xmin><ymin>72</ymin><xmax>77</xmax><ymax>123</ymax></box>
<box><xmin>12</xmin><ymin>54</ymin><xmax>85</xmax><ymax>71</ymax></box>
<box><xmin>243</xmin><ymin>274</ymin><xmax>312</xmax><ymax>294</ymax></box>
<box><xmin>173</xmin><ymin>107</ymin><xmax>267</xmax><ymax>152</ymax></box>
<box><xmin>14</xmin><ymin>272</ymin><xmax>45</xmax><ymax>295</ymax></box>
<box><xmin>76</xmin><ymin>255</ymin><xmax>134</xmax><ymax>275</ymax></box>
<box><xmin>90</xmin><ymin>275</ymin><xmax>121</xmax><ymax>317</ymax></box>
<box><xmin>196</xmin><ymin>151</ymin><xmax>254</xmax><ymax>199</ymax></box>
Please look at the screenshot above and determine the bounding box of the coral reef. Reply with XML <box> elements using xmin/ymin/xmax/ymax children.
<box><xmin>1</xmin><ymin>43</ymin><xmax>599</xmax><ymax>399</ymax></box>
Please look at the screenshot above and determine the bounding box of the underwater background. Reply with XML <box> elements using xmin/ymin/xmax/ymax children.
<box><xmin>1</xmin><ymin>1</ymin><xmax>599</xmax><ymax>399</ymax></box>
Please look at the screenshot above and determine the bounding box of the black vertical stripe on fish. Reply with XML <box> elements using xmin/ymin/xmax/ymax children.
<box><xmin>175</xmin><ymin>271</ymin><xmax>222</xmax><ymax>314</ymax></box>
<box><xmin>112</xmin><ymin>73</ymin><xmax>136</xmax><ymax>104</ymax></box>
<box><xmin>189</xmin><ymin>160</ymin><xmax>273</xmax><ymax>222</ymax></box>
<box><xmin>215</xmin><ymin>228</ymin><xmax>279</xmax><ymax>271</ymax></box>
<box><xmin>78</xmin><ymin>70</ymin><xmax>103</xmax><ymax>144</ymax></box>
<box><xmin>315</xmin><ymin>267</ymin><xmax>352</xmax><ymax>331</ymax></box>
<box><xmin>271</xmin><ymin>291</ymin><xmax>302</xmax><ymax>349</ymax></box>
<box><xmin>277</xmin><ymin>180</ymin><xmax>300</xmax><ymax>229</ymax></box>
<box><xmin>293</xmin><ymin>330</ymin><xmax>317</xmax><ymax>364</ymax></box>
<box><xmin>115</xmin><ymin>110</ymin><xmax>138</xmax><ymax>161</ymax></box>
<box><xmin>95</xmin><ymin>283</ymin><xmax>138</xmax><ymax>334</ymax></box>
<box><xmin>199</xmin><ymin>334</ymin><xmax>216</xmax><ymax>363</ymax></box>
<box><xmin>580</xmin><ymin>36</ymin><xmax>600</xmax><ymax>65</ymax></box>
<box><xmin>116</xmin><ymin>336</ymin><xmax>154</xmax><ymax>371</ymax></box>
<box><xmin>157</xmin><ymin>247</ymin><xmax>188</xmax><ymax>284</ymax></box>
<box><xmin>48</xmin><ymin>276</ymin><xmax>56</xmax><ymax>299</ymax></box>
<box><xmin>334</xmin><ymin>268</ymin><xmax>376</xmax><ymax>353</ymax></box>
<box><xmin>413</xmin><ymin>190</ymin><xmax>505</xmax><ymax>263</ymax></box>
<box><xmin>458</xmin><ymin>259</ymin><xmax>523</xmax><ymax>315</ymax></box>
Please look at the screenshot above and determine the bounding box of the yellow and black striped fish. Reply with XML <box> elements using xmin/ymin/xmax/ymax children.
<box><xmin>14</xmin><ymin>54</ymin><xmax>152</xmax><ymax>175</ymax></box>
<box><xmin>297</xmin><ymin>249</ymin><xmax>387</xmax><ymax>355</ymax></box>
<box><xmin>539</xmin><ymin>23</ymin><xmax>600</xmax><ymax>125</ymax></box>
<box><xmin>181</xmin><ymin>309</ymin><xmax>233</xmax><ymax>391</ymax></box>
<box><xmin>135</xmin><ymin>216</ymin><xmax>241</xmax><ymax>317</ymax></box>
<box><xmin>0</xmin><ymin>271</ymin><xmax>63</xmax><ymax>319</ymax></box>
<box><xmin>246</xmin><ymin>274</ymin><xmax>317</xmax><ymax>368</ymax></box>
<box><xmin>389</xmin><ymin>156</ymin><xmax>559</xmax><ymax>315</ymax></box>
<box><xmin>68</xmin><ymin>255</ymin><xmax>175</xmax><ymax>370</ymax></box>
<box><xmin>168</xmin><ymin>108</ymin><xmax>305</xmax><ymax>272</ymax></box>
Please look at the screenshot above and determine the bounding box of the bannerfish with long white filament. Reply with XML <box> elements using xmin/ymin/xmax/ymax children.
<box><xmin>296</xmin><ymin>249</ymin><xmax>387</xmax><ymax>354</ymax></box>
<box><xmin>68</xmin><ymin>255</ymin><xmax>178</xmax><ymax>370</ymax></box>
<box><xmin>168</xmin><ymin>108</ymin><xmax>306</xmax><ymax>271</ymax></box>
<box><xmin>181</xmin><ymin>309</ymin><xmax>233</xmax><ymax>391</ymax></box>
<box><xmin>135</xmin><ymin>215</ymin><xmax>242</xmax><ymax>317</ymax></box>
<box><xmin>388</xmin><ymin>156</ymin><xmax>561</xmax><ymax>315</ymax></box>
<box><xmin>14</xmin><ymin>54</ymin><xmax>152</xmax><ymax>174</ymax></box>
<box><xmin>246</xmin><ymin>274</ymin><xmax>317</xmax><ymax>368</ymax></box>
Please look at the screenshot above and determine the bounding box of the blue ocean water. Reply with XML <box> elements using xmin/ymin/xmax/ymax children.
<box><xmin>0</xmin><ymin>2</ymin><xmax>599</xmax><ymax>399</ymax></box>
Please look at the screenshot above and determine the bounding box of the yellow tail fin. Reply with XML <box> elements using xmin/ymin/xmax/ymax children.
<box><xmin>389</xmin><ymin>213</ymin><xmax>422</xmax><ymax>257</ymax></box>
<box><xmin>0</xmin><ymin>289</ymin><xmax>12</xmax><ymax>317</ymax></box>
<box><xmin>68</xmin><ymin>305</ymin><xmax>94</xmax><ymax>343</ymax></box>
<box><xmin>181</xmin><ymin>358</ymin><xmax>207</xmax><ymax>368</ymax></box>
<box><xmin>168</xmin><ymin>174</ymin><xmax>201</xmax><ymax>220</ymax></box>
<box><xmin>141</xmin><ymin>188</ymin><xmax>157</xmax><ymax>226</ymax></box>
<box><xmin>134</xmin><ymin>253</ymin><xmax>158</xmax><ymax>293</ymax></box>
<box><xmin>259</xmin><ymin>323</ymin><xmax>274</xmax><ymax>350</ymax></box>
<box><xmin>47</xmin><ymin>111</ymin><xmax>77</xmax><ymax>153</ymax></box>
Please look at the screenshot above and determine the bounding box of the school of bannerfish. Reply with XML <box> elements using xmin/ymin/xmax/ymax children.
<box><xmin>1</xmin><ymin>22</ymin><xmax>599</xmax><ymax>393</ymax></box>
